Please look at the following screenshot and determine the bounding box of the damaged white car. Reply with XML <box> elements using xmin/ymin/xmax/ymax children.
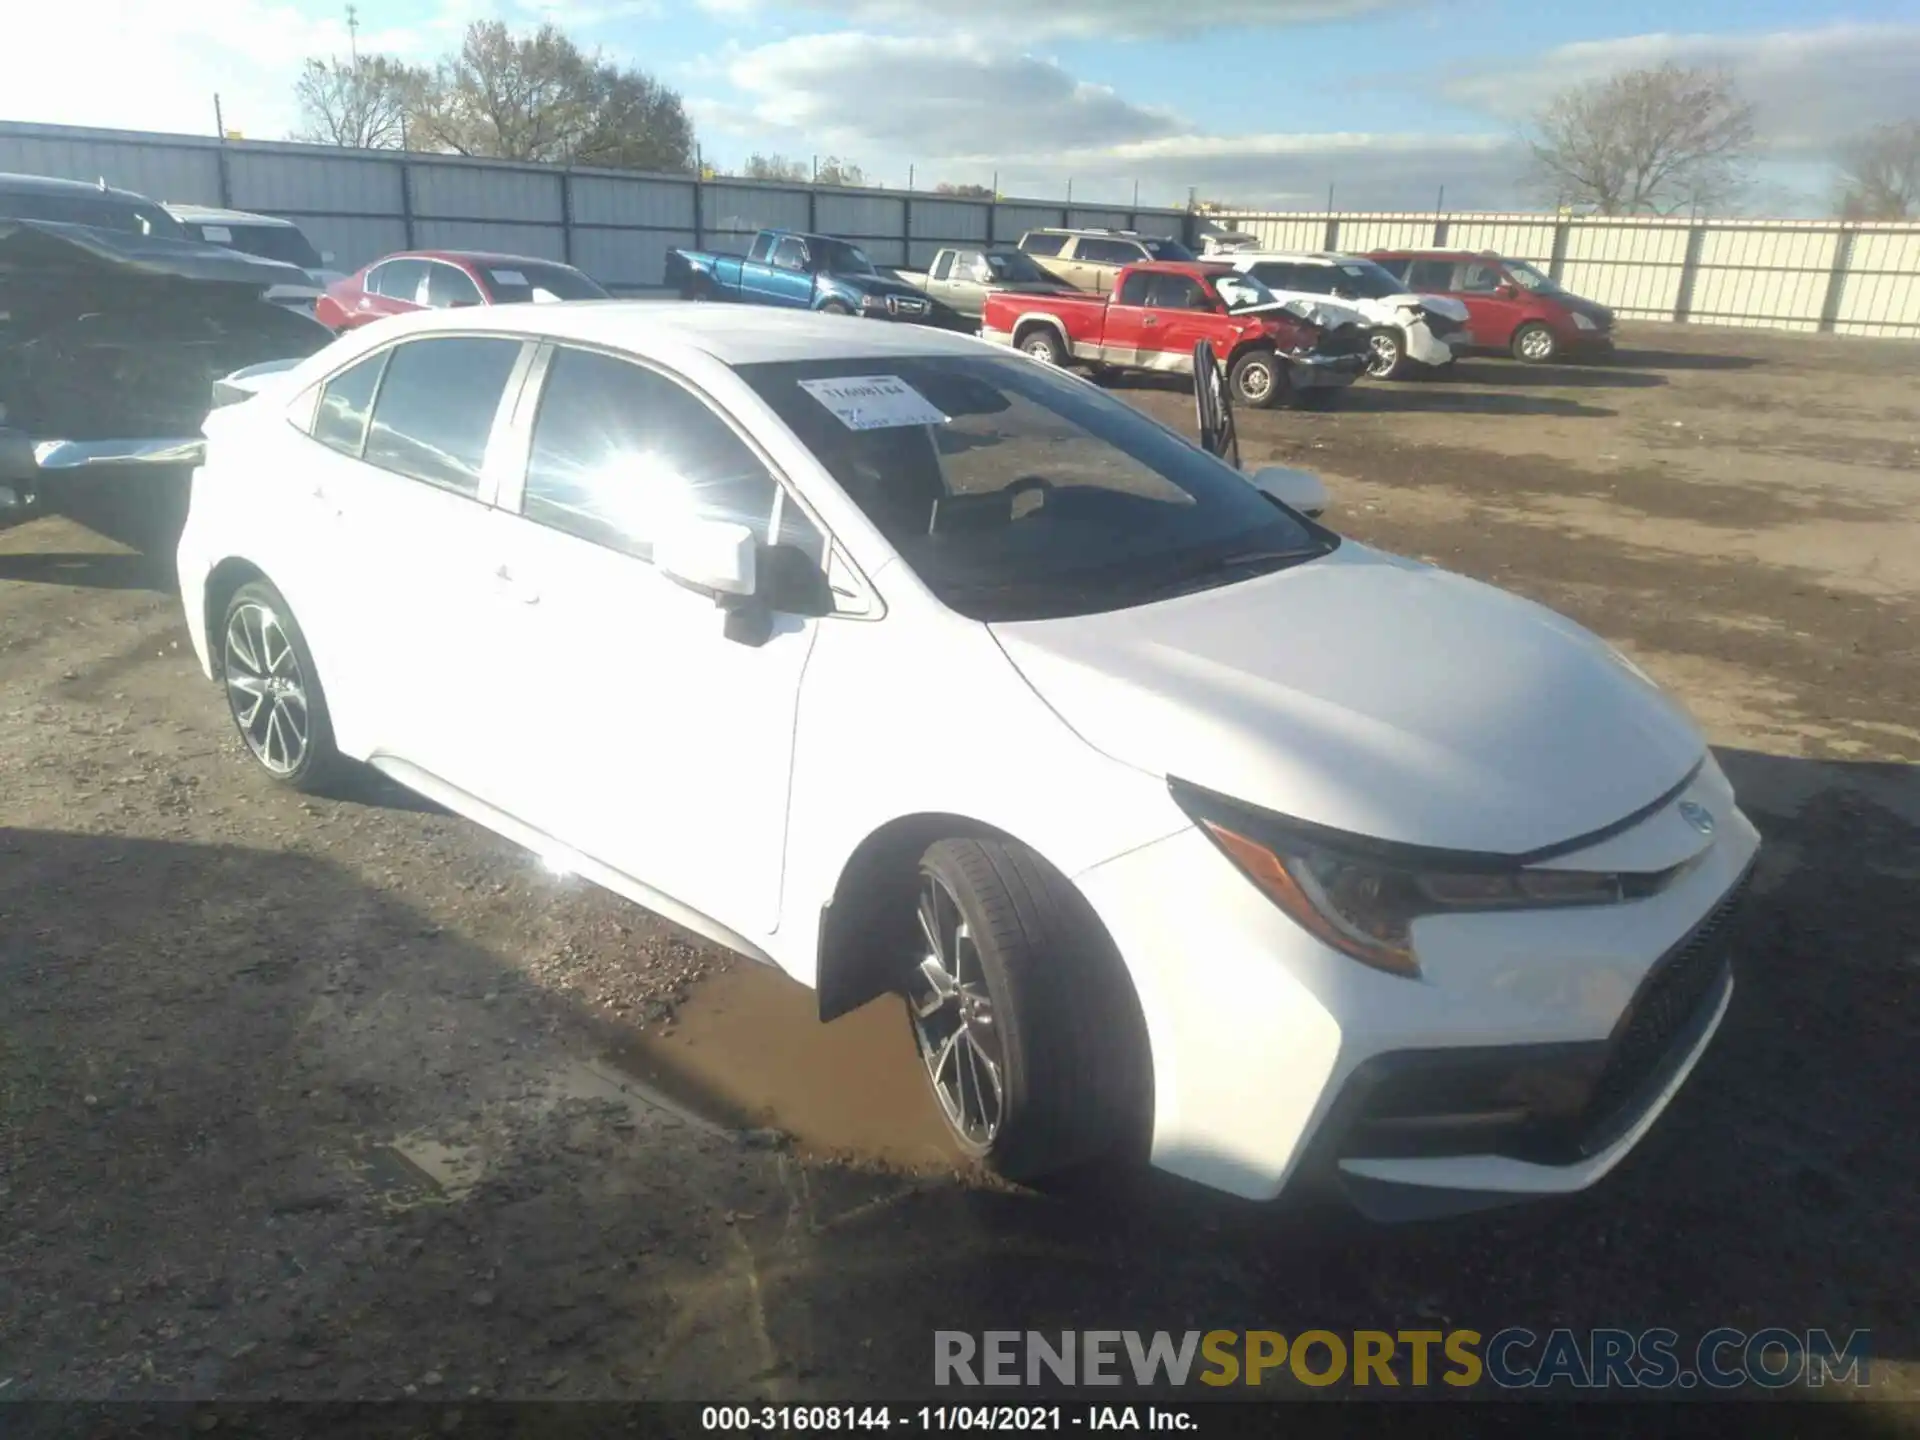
<box><xmin>1205</xmin><ymin>247</ymin><xmax>1472</xmax><ymax>380</ymax></box>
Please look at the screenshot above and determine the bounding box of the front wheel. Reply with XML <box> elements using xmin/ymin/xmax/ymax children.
<box><xmin>1512</xmin><ymin>322</ymin><xmax>1558</xmax><ymax>363</ymax></box>
<box><xmin>903</xmin><ymin>838</ymin><xmax>1151</xmax><ymax>1181</ymax></box>
<box><xmin>1229</xmin><ymin>349</ymin><xmax>1284</xmax><ymax>409</ymax></box>
<box><xmin>220</xmin><ymin>580</ymin><xmax>343</xmax><ymax>793</ymax></box>
<box><xmin>1365</xmin><ymin>327</ymin><xmax>1408</xmax><ymax>380</ymax></box>
<box><xmin>818</xmin><ymin>299</ymin><xmax>854</xmax><ymax>316</ymax></box>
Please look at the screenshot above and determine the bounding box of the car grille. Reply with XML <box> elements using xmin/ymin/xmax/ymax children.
<box><xmin>885</xmin><ymin>295</ymin><xmax>930</xmax><ymax>319</ymax></box>
<box><xmin>1570</xmin><ymin>865</ymin><xmax>1753</xmax><ymax>1156</ymax></box>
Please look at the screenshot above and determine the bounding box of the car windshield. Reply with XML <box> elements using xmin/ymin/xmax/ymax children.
<box><xmin>483</xmin><ymin>262</ymin><xmax>610</xmax><ymax>303</ymax></box>
<box><xmin>0</xmin><ymin>189</ymin><xmax>186</xmax><ymax>239</ymax></box>
<box><xmin>1506</xmin><ymin>259</ymin><xmax>1558</xmax><ymax>293</ymax></box>
<box><xmin>197</xmin><ymin>221</ymin><xmax>323</xmax><ymax>270</ymax></box>
<box><xmin>1214</xmin><ymin>273</ymin><xmax>1282</xmax><ymax>312</ymax></box>
<box><xmin>1142</xmin><ymin>237</ymin><xmax>1198</xmax><ymax>262</ymax></box>
<box><xmin>819</xmin><ymin>239</ymin><xmax>877</xmax><ymax>276</ymax></box>
<box><xmin>1330</xmin><ymin>259</ymin><xmax>1408</xmax><ymax>300</ymax></box>
<box><xmin>980</xmin><ymin>250</ymin><xmax>1052</xmax><ymax>282</ymax></box>
<box><xmin>736</xmin><ymin>354</ymin><xmax>1333</xmax><ymax>622</ymax></box>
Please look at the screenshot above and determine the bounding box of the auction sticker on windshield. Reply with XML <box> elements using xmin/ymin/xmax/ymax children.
<box><xmin>799</xmin><ymin>375</ymin><xmax>949</xmax><ymax>431</ymax></box>
<box><xmin>490</xmin><ymin>269</ymin><xmax>529</xmax><ymax>287</ymax></box>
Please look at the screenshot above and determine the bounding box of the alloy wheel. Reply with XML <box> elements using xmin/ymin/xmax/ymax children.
<box><xmin>1519</xmin><ymin>327</ymin><xmax>1555</xmax><ymax>361</ymax></box>
<box><xmin>906</xmin><ymin>871</ymin><xmax>1005</xmax><ymax>1150</ymax></box>
<box><xmin>1367</xmin><ymin>332</ymin><xmax>1401</xmax><ymax>377</ymax></box>
<box><xmin>224</xmin><ymin>601</ymin><xmax>310</xmax><ymax>775</ymax></box>
<box><xmin>1023</xmin><ymin>337</ymin><xmax>1057</xmax><ymax>364</ymax></box>
<box><xmin>1237</xmin><ymin>361</ymin><xmax>1274</xmax><ymax>402</ymax></box>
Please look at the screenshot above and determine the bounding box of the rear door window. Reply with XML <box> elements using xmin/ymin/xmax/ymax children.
<box><xmin>309</xmin><ymin>350</ymin><xmax>389</xmax><ymax>457</ymax></box>
<box><xmin>369</xmin><ymin>258</ymin><xmax>428</xmax><ymax>301</ymax></box>
<box><xmin>1406</xmin><ymin>259</ymin><xmax>1458</xmax><ymax>292</ymax></box>
<box><xmin>362</xmin><ymin>336</ymin><xmax>524</xmax><ymax>497</ymax></box>
<box><xmin>423</xmin><ymin>262</ymin><xmax>484</xmax><ymax>308</ymax></box>
<box><xmin>1075</xmin><ymin>238</ymin><xmax>1146</xmax><ymax>266</ymax></box>
<box><xmin>1020</xmin><ymin>233</ymin><xmax>1068</xmax><ymax>257</ymax></box>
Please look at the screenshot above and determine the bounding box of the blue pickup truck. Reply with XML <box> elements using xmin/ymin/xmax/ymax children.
<box><xmin>663</xmin><ymin>228</ymin><xmax>940</xmax><ymax>324</ymax></box>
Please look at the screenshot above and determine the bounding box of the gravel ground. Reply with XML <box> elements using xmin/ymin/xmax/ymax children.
<box><xmin>0</xmin><ymin>322</ymin><xmax>1915</xmax><ymax>1414</ymax></box>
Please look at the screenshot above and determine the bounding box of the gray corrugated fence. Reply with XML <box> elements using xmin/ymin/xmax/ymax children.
<box><xmin>0</xmin><ymin>120</ymin><xmax>1193</xmax><ymax>292</ymax></box>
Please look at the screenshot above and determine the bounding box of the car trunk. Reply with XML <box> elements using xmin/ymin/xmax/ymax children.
<box><xmin>0</xmin><ymin>220</ymin><xmax>329</xmax><ymax>442</ymax></box>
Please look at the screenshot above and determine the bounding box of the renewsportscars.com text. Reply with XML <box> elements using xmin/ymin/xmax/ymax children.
<box><xmin>934</xmin><ymin>1328</ymin><xmax>1872</xmax><ymax>1391</ymax></box>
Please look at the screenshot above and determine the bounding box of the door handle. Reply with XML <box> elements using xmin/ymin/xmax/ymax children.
<box><xmin>358</xmin><ymin>298</ymin><xmax>372</xmax><ymax>310</ymax></box>
<box><xmin>493</xmin><ymin>564</ymin><xmax>541</xmax><ymax>605</ymax></box>
<box><xmin>309</xmin><ymin>483</ymin><xmax>343</xmax><ymax>518</ymax></box>
<box><xmin>1142</xmin><ymin>316</ymin><xmax>1159</xmax><ymax>326</ymax></box>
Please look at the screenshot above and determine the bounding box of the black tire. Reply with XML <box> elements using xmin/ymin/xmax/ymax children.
<box><xmin>819</xmin><ymin>299</ymin><xmax>854</xmax><ymax>316</ymax></box>
<box><xmin>219</xmin><ymin>579</ymin><xmax>343</xmax><ymax>794</ymax></box>
<box><xmin>682</xmin><ymin>278</ymin><xmax>716</xmax><ymax>303</ymax></box>
<box><xmin>1017</xmin><ymin>326</ymin><xmax>1066</xmax><ymax>366</ymax></box>
<box><xmin>905</xmin><ymin>837</ymin><xmax>1151</xmax><ymax>1183</ymax></box>
<box><xmin>1087</xmin><ymin>362</ymin><xmax>1122</xmax><ymax>386</ymax></box>
<box><xmin>1365</xmin><ymin>327</ymin><xmax>1408</xmax><ymax>380</ymax></box>
<box><xmin>1228</xmin><ymin>348</ymin><xmax>1284</xmax><ymax>409</ymax></box>
<box><xmin>1511</xmin><ymin>321</ymin><xmax>1558</xmax><ymax>364</ymax></box>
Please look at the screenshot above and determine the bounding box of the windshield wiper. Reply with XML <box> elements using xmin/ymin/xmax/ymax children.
<box><xmin>1135</xmin><ymin>546</ymin><xmax>1326</xmax><ymax>602</ymax></box>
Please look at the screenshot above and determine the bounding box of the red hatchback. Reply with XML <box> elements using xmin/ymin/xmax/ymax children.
<box><xmin>315</xmin><ymin>249</ymin><xmax>610</xmax><ymax>330</ymax></box>
<box><xmin>1367</xmin><ymin>249</ymin><xmax>1615</xmax><ymax>364</ymax></box>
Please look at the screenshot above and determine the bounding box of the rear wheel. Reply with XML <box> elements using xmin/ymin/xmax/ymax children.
<box><xmin>1512</xmin><ymin>322</ymin><xmax>1558</xmax><ymax>363</ymax></box>
<box><xmin>220</xmin><ymin>580</ymin><xmax>342</xmax><ymax>794</ymax></box>
<box><xmin>1018</xmin><ymin>327</ymin><xmax>1066</xmax><ymax>366</ymax></box>
<box><xmin>903</xmin><ymin>837</ymin><xmax>1150</xmax><ymax>1181</ymax></box>
<box><xmin>1228</xmin><ymin>348</ymin><xmax>1284</xmax><ymax>409</ymax></box>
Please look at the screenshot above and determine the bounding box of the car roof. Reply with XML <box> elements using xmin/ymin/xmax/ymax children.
<box><xmin>340</xmin><ymin>300</ymin><xmax>998</xmax><ymax>366</ymax></box>
<box><xmin>1121</xmin><ymin>260</ymin><xmax>1232</xmax><ymax>277</ymax></box>
<box><xmin>378</xmin><ymin>249</ymin><xmax>583</xmax><ymax>269</ymax></box>
<box><xmin>164</xmin><ymin>203</ymin><xmax>296</xmax><ymax>227</ymax></box>
<box><xmin>1369</xmin><ymin>248</ymin><xmax>1485</xmax><ymax>259</ymax></box>
<box><xmin>0</xmin><ymin>170</ymin><xmax>154</xmax><ymax>205</ymax></box>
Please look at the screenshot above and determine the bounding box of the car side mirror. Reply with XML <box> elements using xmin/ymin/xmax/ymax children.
<box><xmin>1249</xmin><ymin>465</ymin><xmax>1329</xmax><ymax>519</ymax></box>
<box><xmin>656</xmin><ymin>517</ymin><xmax>757</xmax><ymax>601</ymax></box>
<box><xmin>1495</xmin><ymin>282</ymin><xmax>1518</xmax><ymax>299</ymax></box>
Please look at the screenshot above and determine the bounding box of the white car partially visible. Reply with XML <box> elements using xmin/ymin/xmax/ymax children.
<box><xmin>177</xmin><ymin>304</ymin><xmax>1758</xmax><ymax>1221</ymax></box>
<box><xmin>1206</xmin><ymin>248</ymin><xmax>1472</xmax><ymax>380</ymax></box>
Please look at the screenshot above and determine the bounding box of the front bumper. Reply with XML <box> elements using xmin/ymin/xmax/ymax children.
<box><xmin>0</xmin><ymin>430</ymin><xmax>207</xmax><ymax>485</ymax></box>
<box><xmin>1287</xmin><ymin>353</ymin><xmax>1369</xmax><ymax>390</ymax></box>
<box><xmin>1070</xmin><ymin>756</ymin><xmax>1760</xmax><ymax>1214</ymax></box>
<box><xmin>860</xmin><ymin>294</ymin><xmax>939</xmax><ymax>324</ymax></box>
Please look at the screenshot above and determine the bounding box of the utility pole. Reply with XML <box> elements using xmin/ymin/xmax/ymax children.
<box><xmin>1327</xmin><ymin>181</ymin><xmax>1335</xmax><ymax>214</ymax></box>
<box><xmin>346</xmin><ymin>3</ymin><xmax>360</xmax><ymax>61</ymax></box>
<box><xmin>1437</xmin><ymin>184</ymin><xmax>1445</xmax><ymax>214</ymax></box>
<box><xmin>908</xmin><ymin>164</ymin><xmax>915</xmax><ymax>191</ymax></box>
<box><xmin>213</xmin><ymin>93</ymin><xmax>225</xmax><ymax>140</ymax></box>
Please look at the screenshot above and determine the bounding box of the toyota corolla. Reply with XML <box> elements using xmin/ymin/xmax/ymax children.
<box><xmin>176</xmin><ymin>305</ymin><xmax>1757</xmax><ymax>1220</ymax></box>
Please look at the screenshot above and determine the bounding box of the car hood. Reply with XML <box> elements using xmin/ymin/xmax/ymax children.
<box><xmin>1406</xmin><ymin>292</ymin><xmax>1469</xmax><ymax>322</ymax></box>
<box><xmin>0</xmin><ymin>218</ymin><xmax>318</xmax><ymax>294</ymax></box>
<box><xmin>1556</xmin><ymin>291</ymin><xmax>1615</xmax><ymax>327</ymax></box>
<box><xmin>990</xmin><ymin>543</ymin><xmax>1705</xmax><ymax>855</ymax></box>
<box><xmin>850</xmin><ymin>275</ymin><xmax>935</xmax><ymax>300</ymax></box>
<box><xmin>1233</xmin><ymin>297</ymin><xmax>1368</xmax><ymax>330</ymax></box>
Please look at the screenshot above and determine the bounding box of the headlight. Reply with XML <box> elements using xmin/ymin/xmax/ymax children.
<box><xmin>1571</xmin><ymin>313</ymin><xmax>1597</xmax><ymax>331</ymax></box>
<box><xmin>1170</xmin><ymin>780</ymin><xmax>1670</xmax><ymax>978</ymax></box>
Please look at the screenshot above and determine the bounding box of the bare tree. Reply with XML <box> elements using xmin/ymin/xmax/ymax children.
<box><xmin>1835</xmin><ymin>121</ymin><xmax>1920</xmax><ymax>220</ymax></box>
<box><xmin>291</xmin><ymin>54</ymin><xmax>426</xmax><ymax>149</ymax></box>
<box><xmin>935</xmin><ymin>182</ymin><xmax>994</xmax><ymax>198</ymax></box>
<box><xmin>742</xmin><ymin>153</ymin><xmax>809</xmax><ymax>182</ymax></box>
<box><xmin>1527</xmin><ymin>64</ymin><xmax>1756</xmax><ymax>215</ymax></box>
<box><xmin>814</xmin><ymin>156</ymin><xmax>866</xmax><ymax>187</ymax></box>
<box><xmin>407</xmin><ymin>21</ymin><xmax>694</xmax><ymax>172</ymax></box>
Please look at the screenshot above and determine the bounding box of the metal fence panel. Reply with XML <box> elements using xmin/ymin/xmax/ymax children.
<box><xmin>228</xmin><ymin>150</ymin><xmax>402</xmax><ymax>217</ymax></box>
<box><xmin>993</xmin><ymin>205</ymin><xmax>1066</xmax><ymax>239</ymax></box>
<box><xmin>573</xmin><ymin>226</ymin><xmax>693</xmax><ymax>290</ymax></box>
<box><xmin>816</xmin><ymin>191</ymin><xmax>906</xmax><ymax>240</ymax></box>
<box><xmin>701</xmin><ymin>184</ymin><xmax>810</xmax><ymax>241</ymax></box>
<box><xmin>1444</xmin><ymin>219</ymin><xmax>1558</xmax><ymax>261</ymax></box>
<box><xmin>412</xmin><ymin>219</ymin><xmax>566</xmax><ymax>260</ymax></box>
<box><xmin>1838</xmin><ymin>229</ymin><xmax>1920</xmax><ymax>337</ymax></box>
<box><xmin>569</xmin><ymin>174</ymin><xmax>695</xmax><ymax>229</ymax></box>
<box><xmin>1067</xmin><ymin>208</ymin><xmax>1130</xmax><ymax>230</ymax></box>
<box><xmin>300</xmin><ymin>216</ymin><xmax>409</xmax><ymax>272</ymax></box>
<box><xmin>410</xmin><ymin>161</ymin><xmax>562</xmax><ymax>222</ymax></box>
<box><xmin>0</xmin><ymin>128</ymin><xmax>221</xmax><ymax>205</ymax></box>
<box><xmin>909</xmin><ymin>199</ymin><xmax>990</xmax><ymax>242</ymax></box>
<box><xmin>1336</xmin><ymin>217</ymin><xmax>1434</xmax><ymax>251</ymax></box>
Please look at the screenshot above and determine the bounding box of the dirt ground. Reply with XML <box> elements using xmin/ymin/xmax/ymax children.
<box><xmin>1</xmin><ymin>322</ymin><xmax>1916</xmax><ymax>1413</ymax></box>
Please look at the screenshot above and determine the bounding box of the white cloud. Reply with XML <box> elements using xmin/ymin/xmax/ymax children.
<box><xmin>695</xmin><ymin>0</ymin><xmax>1427</xmax><ymax>40</ymax></box>
<box><xmin>698</xmin><ymin>33</ymin><xmax>1524</xmax><ymax>208</ymax></box>
<box><xmin>1441</xmin><ymin>21</ymin><xmax>1920</xmax><ymax>155</ymax></box>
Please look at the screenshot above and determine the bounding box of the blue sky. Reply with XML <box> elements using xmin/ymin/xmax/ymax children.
<box><xmin>9</xmin><ymin>0</ymin><xmax>1919</xmax><ymax>212</ymax></box>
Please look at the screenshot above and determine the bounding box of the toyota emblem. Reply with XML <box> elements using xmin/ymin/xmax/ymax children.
<box><xmin>1679</xmin><ymin>801</ymin><xmax>1716</xmax><ymax>836</ymax></box>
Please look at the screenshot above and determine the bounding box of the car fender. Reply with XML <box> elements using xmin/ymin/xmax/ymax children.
<box><xmin>1004</xmin><ymin>310</ymin><xmax>1073</xmax><ymax>351</ymax></box>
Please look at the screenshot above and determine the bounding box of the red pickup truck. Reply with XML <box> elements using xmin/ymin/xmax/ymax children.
<box><xmin>980</xmin><ymin>260</ymin><xmax>1369</xmax><ymax>408</ymax></box>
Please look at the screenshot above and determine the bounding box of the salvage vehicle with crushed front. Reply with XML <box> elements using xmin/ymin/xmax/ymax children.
<box><xmin>982</xmin><ymin>260</ymin><xmax>1369</xmax><ymax>407</ymax></box>
<box><xmin>177</xmin><ymin>304</ymin><xmax>1759</xmax><ymax>1222</ymax></box>
<box><xmin>0</xmin><ymin>172</ymin><xmax>330</xmax><ymax>516</ymax></box>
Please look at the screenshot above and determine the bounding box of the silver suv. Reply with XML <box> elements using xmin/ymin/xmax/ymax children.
<box><xmin>1016</xmin><ymin>228</ymin><xmax>1197</xmax><ymax>294</ymax></box>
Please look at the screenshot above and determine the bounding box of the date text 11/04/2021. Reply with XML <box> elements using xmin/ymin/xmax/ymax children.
<box><xmin>702</xmin><ymin>1408</ymin><xmax>1192</xmax><ymax>1431</ymax></box>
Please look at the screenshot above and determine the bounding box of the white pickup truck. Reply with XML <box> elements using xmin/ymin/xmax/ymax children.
<box><xmin>891</xmin><ymin>246</ymin><xmax>1076</xmax><ymax>327</ymax></box>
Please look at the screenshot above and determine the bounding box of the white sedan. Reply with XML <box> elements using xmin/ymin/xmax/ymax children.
<box><xmin>177</xmin><ymin>305</ymin><xmax>1758</xmax><ymax>1221</ymax></box>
